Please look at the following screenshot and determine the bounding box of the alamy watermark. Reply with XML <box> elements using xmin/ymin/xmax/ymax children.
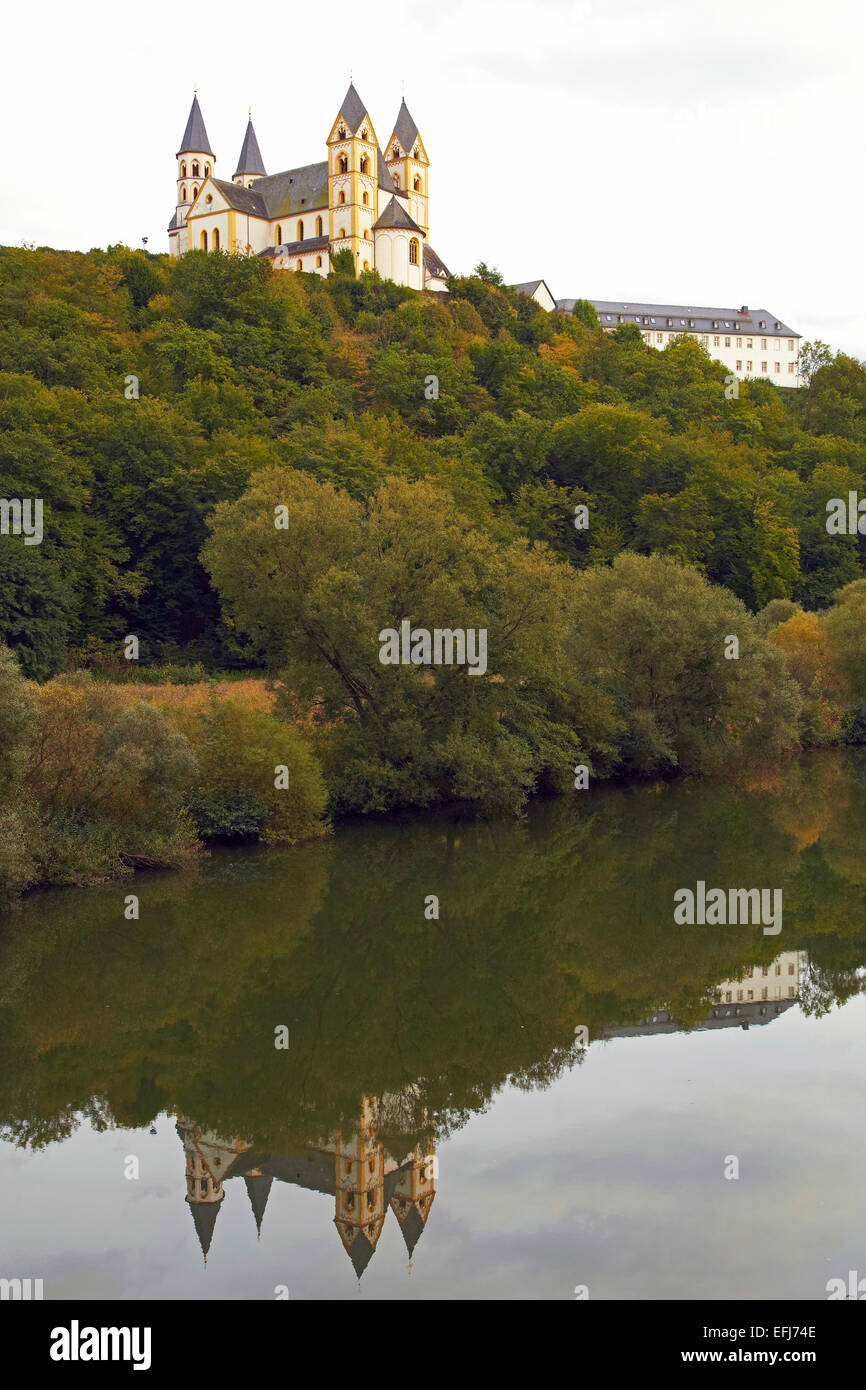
<box><xmin>379</xmin><ymin>620</ymin><xmax>488</xmax><ymax>676</ymax></box>
<box><xmin>674</xmin><ymin>881</ymin><xmax>782</xmax><ymax>935</ymax></box>
<box><xmin>0</xmin><ymin>498</ymin><xmax>43</xmax><ymax>545</ymax></box>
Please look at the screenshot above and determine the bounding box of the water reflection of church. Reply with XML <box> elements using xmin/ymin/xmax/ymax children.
<box><xmin>177</xmin><ymin>1096</ymin><xmax>436</xmax><ymax>1277</ymax></box>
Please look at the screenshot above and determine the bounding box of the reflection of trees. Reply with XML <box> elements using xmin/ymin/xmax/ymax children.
<box><xmin>1</xmin><ymin>751</ymin><xmax>866</xmax><ymax>1154</ymax></box>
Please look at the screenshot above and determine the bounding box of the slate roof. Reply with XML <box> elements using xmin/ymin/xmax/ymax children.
<box><xmin>177</xmin><ymin>95</ymin><xmax>214</xmax><ymax>157</ymax></box>
<box><xmin>391</xmin><ymin>98</ymin><xmax>420</xmax><ymax>154</ymax></box>
<box><xmin>252</xmin><ymin>162</ymin><xmax>329</xmax><ymax>218</ymax></box>
<box><xmin>372</xmin><ymin>195</ymin><xmax>423</xmax><ymax>232</ymax></box>
<box><xmin>377</xmin><ymin>148</ymin><xmax>397</xmax><ymax>194</ymax></box>
<box><xmin>336</xmin><ymin>82</ymin><xmax>369</xmax><ymax>134</ymax></box>
<box><xmin>556</xmin><ymin>298</ymin><xmax>800</xmax><ymax>338</ymax></box>
<box><xmin>423</xmin><ymin>243</ymin><xmax>451</xmax><ymax>280</ymax></box>
<box><xmin>208</xmin><ymin>176</ymin><xmax>268</xmax><ymax>217</ymax></box>
<box><xmin>167</xmin><ymin>209</ymin><xmax>182</xmax><ymax>232</ymax></box>
<box><xmin>259</xmin><ymin>236</ymin><xmax>329</xmax><ymax>259</ymax></box>
<box><xmin>234</xmin><ymin>118</ymin><xmax>266</xmax><ymax>178</ymax></box>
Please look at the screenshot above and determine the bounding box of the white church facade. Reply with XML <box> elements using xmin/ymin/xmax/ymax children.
<box><xmin>168</xmin><ymin>85</ymin><xmax>451</xmax><ymax>293</ymax></box>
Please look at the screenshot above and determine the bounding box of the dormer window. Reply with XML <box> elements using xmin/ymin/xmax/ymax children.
<box><xmin>413</xmin><ymin>147</ymin><xmax>419</xmax><ymax>158</ymax></box>
<box><xmin>392</xmin><ymin>146</ymin><xmax>400</xmax><ymax>159</ymax></box>
<box><xmin>361</xmin><ymin>127</ymin><xmax>368</xmax><ymax>140</ymax></box>
<box><xmin>338</xmin><ymin>125</ymin><xmax>346</xmax><ymax>138</ymax></box>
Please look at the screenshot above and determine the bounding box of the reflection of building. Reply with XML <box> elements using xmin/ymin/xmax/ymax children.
<box><xmin>715</xmin><ymin>949</ymin><xmax>805</xmax><ymax>1006</ymax></box>
<box><xmin>601</xmin><ymin>951</ymin><xmax>806</xmax><ymax>1039</ymax></box>
<box><xmin>176</xmin><ymin>1096</ymin><xmax>436</xmax><ymax>1278</ymax></box>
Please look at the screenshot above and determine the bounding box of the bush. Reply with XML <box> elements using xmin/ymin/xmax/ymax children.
<box><xmin>166</xmin><ymin>695</ymin><xmax>329</xmax><ymax>843</ymax></box>
<box><xmin>24</xmin><ymin>672</ymin><xmax>200</xmax><ymax>884</ymax></box>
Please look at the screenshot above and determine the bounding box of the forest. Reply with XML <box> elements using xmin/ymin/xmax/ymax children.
<box><xmin>2</xmin><ymin>243</ymin><xmax>866</xmax><ymax>898</ymax></box>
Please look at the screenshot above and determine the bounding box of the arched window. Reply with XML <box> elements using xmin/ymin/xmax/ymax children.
<box><xmin>275</xmin><ymin>225</ymin><xmax>282</xmax><ymax>245</ymax></box>
<box><xmin>362</xmin><ymin>191</ymin><xmax>369</xmax><ymax>205</ymax></box>
<box><xmin>181</xmin><ymin>186</ymin><xmax>187</xmax><ymax>201</ymax></box>
<box><xmin>393</xmin><ymin>173</ymin><xmax>400</xmax><ymax>188</ymax></box>
<box><xmin>363</xmin><ymin>259</ymin><xmax>369</xmax><ymax>271</ymax></box>
<box><xmin>360</xmin><ymin>156</ymin><xmax>368</xmax><ymax>174</ymax></box>
<box><xmin>392</xmin><ymin>146</ymin><xmax>399</xmax><ymax>159</ymax></box>
<box><xmin>297</xmin><ymin>219</ymin><xmax>304</xmax><ymax>241</ymax></box>
<box><xmin>200</xmin><ymin>230</ymin><xmax>208</xmax><ymax>251</ymax></box>
<box><xmin>363</xmin><ymin>228</ymin><xmax>369</xmax><ymax>239</ymax></box>
<box><xmin>361</xmin><ymin>128</ymin><xmax>368</xmax><ymax>140</ymax></box>
<box><xmin>339</xmin><ymin>226</ymin><xmax>345</xmax><ymax>239</ymax></box>
<box><xmin>192</xmin><ymin>186</ymin><xmax>198</xmax><ymax>200</ymax></box>
<box><xmin>316</xmin><ymin>255</ymin><xmax>322</xmax><ymax>268</ymax></box>
<box><xmin>297</xmin><ymin>258</ymin><xmax>302</xmax><ymax>271</ymax></box>
<box><xmin>409</xmin><ymin>238</ymin><xmax>419</xmax><ymax>265</ymax></box>
<box><xmin>338</xmin><ymin>125</ymin><xmax>346</xmax><ymax>138</ymax></box>
<box><xmin>205</xmin><ymin>163</ymin><xmax>210</xmax><ymax>176</ymax></box>
<box><xmin>413</xmin><ymin>176</ymin><xmax>421</xmax><ymax>191</ymax></box>
<box><xmin>213</xmin><ymin>227</ymin><xmax>219</xmax><ymax>249</ymax></box>
<box><xmin>316</xmin><ymin>215</ymin><xmax>323</xmax><ymax>236</ymax></box>
<box><xmin>339</xmin><ymin>155</ymin><xmax>348</xmax><ymax>173</ymax></box>
<box><xmin>338</xmin><ymin>190</ymin><xmax>346</xmax><ymax>205</ymax></box>
<box><xmin>192</xmin><ymin>161</ymin><xmax>200</xmax><ymax>177</ymax></box>
<box><xmin>180</xmin><ymin>162</ymin><xmax>187</xmax><ymax>178</ymax></box>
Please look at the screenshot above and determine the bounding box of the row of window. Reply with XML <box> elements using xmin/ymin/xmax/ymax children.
<box><xmin>275</xmin><ymin>217</ymin><xmax>325</xmax><ymax>245</ymax></box>
<box><xmin>735</xmin><ymin>359</ymin><xmax>796</xmax><ymax>374</ymax></box>
<box><xmin>724</xmin><ymin>987</ymin><xmax>797</xmax><ymax>1001</ymax></box>
<box><xmin>179</xmin><ymin>160</ymin><xmax>210</xmax><ymax>179</ymax></box>
<box><xmin>645</xmin><ymin>330</ymin><xmax>795</xmax><ymax>351</ymax></box>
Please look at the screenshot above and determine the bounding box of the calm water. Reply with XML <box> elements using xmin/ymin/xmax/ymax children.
<box><xmin>1</xmin><ymin>751</ymin><xmax>865</xmax><ymax>1300</ymax></box>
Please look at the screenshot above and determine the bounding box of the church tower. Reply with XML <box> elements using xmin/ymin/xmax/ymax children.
<box><xmin>233</xmin><ymin>113</ymin><xmax>266</xmax><ymax>189</ymax></box>
<box><xmin>327</xmin><ymin>83</ymin><xmax>378</xmax><ymax>276</ymax></box>
<box><xmin>389</xmin><ymin>1141</ymin><xmax>437</xmax><ymax>1261</ymax></box>
<box><xmin>332</xmin><ymin>1097</ymin><xmax>387</xmax><ymax>1278</ymax></box>
<box><xmin>171</xmin><ymin>94</ymin><xmax>215</xmax><ymax>256</ymax></box>
<box><xmin>384</xmin><ymin>99</ymin><xmax>429</xmax><ymax>238</ymax></box>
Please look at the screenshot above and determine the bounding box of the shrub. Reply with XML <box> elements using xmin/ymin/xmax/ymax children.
<box><xmin>166</xmin><ymin>695</ymin><xmax>329</xmax><ymax>843</ymax></box>
<box><xmin>24</xmin><ymin>672</ymin><xmax>199</xmax><ymax>884</ymax></box>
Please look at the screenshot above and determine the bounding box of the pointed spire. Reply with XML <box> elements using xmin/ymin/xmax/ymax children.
<box><xmin>244</xmin><ymin>1174</ymin><xmax>273</xmax><ymax>1235</ymax></box>
<box><xmin>178</xmin><ymin>94</ymin><xmax>214</xmax><ymax>157</ymax></box>
<box><xmin>233</xmin><ymin>115</ymin><xmax>266</xmax><ymax>178</ymax></box>
<box><xmin>337</xmin><ymin>82</ymin><xmax>368</xmax><ymax>134</ymax></box>
<box><xmin>392</xmin><ymin>98</ymin><xmax>420</xmax><ymax>154</ymax></box>
<box><xmin>187</xmin><ymin>1197</ymin><xmax>221</xmax><ymax>1261</ymax></box>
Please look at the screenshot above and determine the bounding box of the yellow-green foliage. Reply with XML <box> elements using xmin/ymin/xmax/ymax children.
<box><xmin>164</xmin><ymin>695</ymin><xmax>329</xmax><ymax>844</ymax></box>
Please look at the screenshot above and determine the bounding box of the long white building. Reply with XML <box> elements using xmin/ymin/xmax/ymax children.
<box><xmin>557</xmin><ymin>297</ymin><xmax>802</xmax><ymax>387</ymax></box>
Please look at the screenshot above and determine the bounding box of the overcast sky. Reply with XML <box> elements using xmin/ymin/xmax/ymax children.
<box><xmin>1</xmin><ymin>0</ymin><xmax>863</xmax><ymax>354</ymax></box>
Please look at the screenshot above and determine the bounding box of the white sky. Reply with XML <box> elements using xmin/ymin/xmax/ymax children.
<box><xmin>1</xmin><ymin>0</ymin><xmax>864</xmax><ymax>354</ymax></box>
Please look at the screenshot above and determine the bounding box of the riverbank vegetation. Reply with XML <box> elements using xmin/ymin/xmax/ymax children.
<box><xmin>2</xmin><ymin>245</ymin><xmax>866</xmax><ymax>900</ymax></box>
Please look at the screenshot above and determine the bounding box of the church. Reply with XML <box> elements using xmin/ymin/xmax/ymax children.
<box><xmin>168</xmin><ymin>85</ymin><xmax>451</xmax><ymax>293</ymax></box>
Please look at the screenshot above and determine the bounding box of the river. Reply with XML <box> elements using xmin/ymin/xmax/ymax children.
<box><xmin>1</xmin><ymin>750</ymin><xmax>864</xmax><ymax>1299</ymax></box>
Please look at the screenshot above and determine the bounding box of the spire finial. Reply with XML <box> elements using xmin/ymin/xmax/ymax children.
<box><xmin>249</xmin><ymin>105</ymin><xmax>252</xmax><ymax>118</ymax></box>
